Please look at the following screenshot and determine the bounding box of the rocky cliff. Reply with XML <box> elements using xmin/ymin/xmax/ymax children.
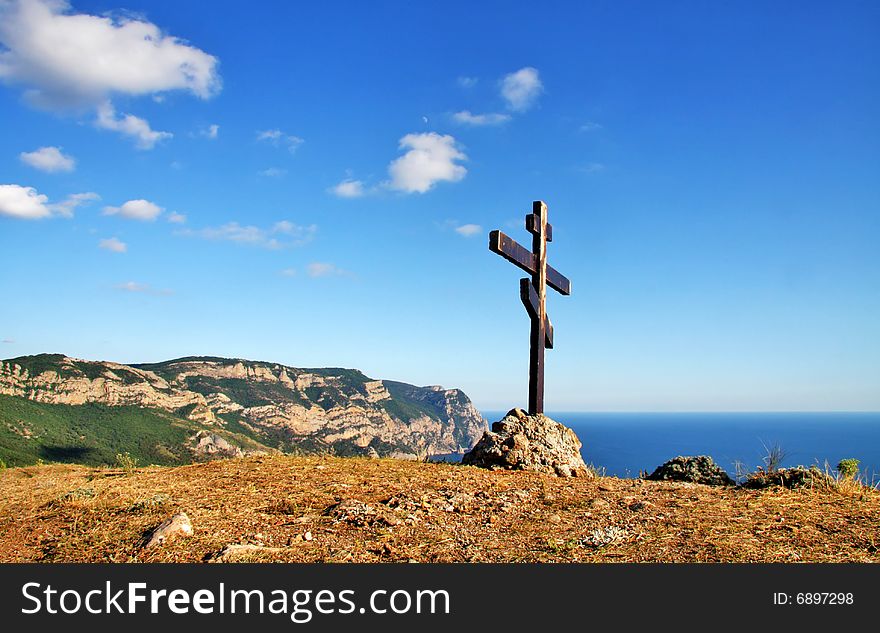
<box><xmin>0</xmin><ymin>354</ymin><xmax>487</xmax><ymax>464</ymax></box>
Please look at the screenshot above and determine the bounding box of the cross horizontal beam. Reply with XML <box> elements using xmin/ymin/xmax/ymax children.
<box><xmin>526</xmin><ymin>213</ymin><xmax>552</xmax><ymax>241</ymax></box>
<box><xmin>489</xmin><ymin>230</ymin><xmax>571</xmax><ymax>295</ymax></box>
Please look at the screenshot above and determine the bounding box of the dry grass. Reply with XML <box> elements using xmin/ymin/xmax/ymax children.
<box><xmin>0</xmin><ymin>454</ymin><xmax>877</xmax><ymax>563</ymax></box>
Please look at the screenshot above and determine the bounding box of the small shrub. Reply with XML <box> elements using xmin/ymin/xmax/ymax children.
<box><xmin>0</xmin><ymin>459</ymin><xmax>6</xmax><ymax>470</ymax></box>
<box><xmin>58</xmin><ymin>487</ymin><xmax>96</xmax><ymax>503</ymax></box>
<box><xmin>742</xmin><ymin>465</ymin><xmax>835</xmax><ymax>490</ymax></box>
<box><xmin>266</xmin><ymin>498</ymin><xmax>300</xmax><ymax>515</ymax></box>
<box><xmin>115</xmin><ymin>452</ymin><xmax>139</xmax><ymax>475</ymax></box>
<box><xmin>761</xmin><ymin>441</ymin><xmax>787</xmax><ymax>473</ymax></box>
<box><xmin>837</xmin><ymin>458</ymin><xmax>860</xmax><ymax>480</ymax></box>
<box><xmin>584</xmin><ymin>462</ymin><xmax>606</xmax><ymax>478</ymax></box>
<box><xmin>646</xmin><ymin>455</ymin><xmax>734</xmax><ymax>486</ymax></box>
<box><xmin>733</xmin><ymin>460</ymin><xmax>750</xmax><ymax>485</ymax></box>
<box><xmin>129</xmin><ymin>493</ymin><xmax>171</xmax><ymax>512</ymax></box>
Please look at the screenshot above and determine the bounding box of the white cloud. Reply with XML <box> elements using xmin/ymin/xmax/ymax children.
<box><xmin>257</xmin><ymin>129</ymin><xmax>281</xmax><ymax>141</ymax></box>
<box><xmin>287</xmin><ymin>136</ymin><xmax>304</xmax><ymax>152</ymax></box>
<box><xmin>99</xmin><ymin>237</ymin><xmax>127</xmax><ymax>253</ymax></box>
<box><xmin>179</xmin><ymin>220</ymin><xmax>317</xmax><ymax>249</ymax></box>
<box><xmin>458</xmin><ymin>76</ymin><xmax>478</xmax><ymax>88</ymax></box>
<box><xmin>116</xmin><ymin>281</ymin><xmax>149</xmax><ymax>292</ymax></box>
<box><xmin>0</xmin><ymin>183</ymin><xmax>50</xmax><ymax>219</ymax></box>
<box><xmin>257</xmin><ymin>129</ymin><xmax>304</xmax><ymax>153</ymax></box>
<box><xmin>202</xmin><ymin>123</ymin><xmax>219</xmax><ymax>139</ymax></box>
<box><xmin>96</xmin><ymin>101</ymin><xmax>172</xmax><ymax>149</ymax></box>
<box><xmin>454</xmin><ymin>223</ymin><xmax>483</xmax><ymax>237</ymax></box>
<box><xmin>259</xmin><ymin>167</ymin><xmax>287</xmax><ymax>178</ymax></box>
<box><xmin>103</xmin><ymin>199</ymin><xmax>163</xmax><ymax>221</ymax></box>
<box><xmin>167</xmin><ymin>211</ymin><xmax>186</xmax><ymax>224</ymax></box>
<box><xmin>19</xmin><ymin>145</ymin><xmax>75</xmax><ymax>172</ymax></box>
<box><xmin>0</xmin><ymin>184</ymin><xmax>95</xmax><ymax>219</ymax></box>
<box><xmin>286</xmin><ymin>136</ymin><xmax>304</xmax><ymax>152</ymax></box>
<box><xmin>441</xmin><ymin>219</ymin><xmax>484</xmax><ymax>237</ymax></box>
<box><xmin>580</xmin><ymin>121</ymin><xmax>602</xmax><ymax>132</ymax></box>
<box><xmin>500</xmin><ymin>67</ymin><xmax>543</xmax><ymax>112</ymax></box>
<box><xmin>330</xmin><ymin>179</ymin><xmax>365</xmax><ymax>198</ymax></box>
<box><xmin>307</xmin><ymin>262</ymin><xmax>350</xmax><ymax>278</ymax></box>
<box><xmin>578</xmin><ymin>162</ymin><xmax>606</xmax><ymax>173</ymax></box>
<box><xmin>280</xmin><ymin>268</ymin><xmax>298</xmax><ymax>277</ymax></box>
<box><xmin>387</xmin><ymin>132</ymin><xmax>467</xmax><ymax>194</ymax></box>
<box><xmin>256</xmin><ymin>129</ymin><xmax>282</xmax><ymax>142</ymax></box>
<box><xmin>50</xmin><ymin>191</ymin><xmax>99</xmax><ymax>217</ymax></box>
<box><xmin>116</xmin><ymin>281</ymin><xmax>147</xmax><ymax>292</ymax></box>
<box><xmin>115</xmin><ymin>281</ymin><xmax>172</xmax><ymax>295</ymax></box>
<box><xmin>0</xmin><ymin>0</ymin><xmax>220</xmax><ymax>108</ymax></box>
<box><xmin>272</xmin><ymin>220</ymin><xmax>298</xmax><ymax>233</ymax></box>
<box><xmin>452</xmin><ymin>110</ymin><xmax>511</xmax><ymax>126</ymax></box>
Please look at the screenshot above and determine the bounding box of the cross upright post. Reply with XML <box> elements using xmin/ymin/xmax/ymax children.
<box><xmin>489</xmin><ymin>200</ymin><xmax>571</xmax><ymax>415</ymax></box>
<box><xmin>528</xmin><ymin>200</ymin><xmax>548</xmax><ymax>414</ymax></box>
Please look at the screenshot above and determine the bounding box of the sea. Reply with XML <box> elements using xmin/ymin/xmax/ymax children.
<box><xmin>477</xmin><ymin>411</ymin><xmax>880</xmax><ymax>483</ymax></box>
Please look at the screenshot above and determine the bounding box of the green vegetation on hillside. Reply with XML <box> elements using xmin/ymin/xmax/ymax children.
<box><xmin>0</xmin><ymin>394</ymin><xmax>195</xmax><ymax>467</ymax></box>
<box><xmin>382</xmin><ymin>381</ymin><xmax>447</xmax><ymax>423</ymax></box>
<box><xmin>3</xmin><ymin>354</ymin><xmax>144</xmax><ymax>383</ymax></box>
<box><xmin>132</xmin><ymin>356</ymin><xmax>248</xmax><ymax>375</ymax></box>
<box><xmin>1</xmin><ymin>354</ymin><xmax>485</xmax><ymax>464</ymax></box>
<box><xmin>135</xmin><ymin>358</ymin><xmax>371</xmax><ymax>387</ymax></box>
<box><xmin>308</xmin><ymin>367</ymin><xmax>370</xmax><ymax>384</ymax></box>
<box><xmin>4</xmin><ymin>353</ymin><xmax>68</xmax><ymax>376</ymax></box>
<box><xmin>0</xmin><ymin>395</ymin><xmax>268</xmax><ymax>468</ymax></box>
<box><xmin>181</xmin><ymin>375</ymin><xmax>309</xmax><ymax>408</ymax></box>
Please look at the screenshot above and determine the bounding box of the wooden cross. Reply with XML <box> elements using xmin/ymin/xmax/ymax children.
<box><xmin>489</xmin><ymin>200</ymin><xmax>571</xmax><ymax>415</ymax></box>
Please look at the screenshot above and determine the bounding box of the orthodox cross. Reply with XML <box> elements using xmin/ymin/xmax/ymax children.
<box><xmin>489</xmin><ymin>200</ymin><xmax>571</xmax><ymax>415</ymax></box>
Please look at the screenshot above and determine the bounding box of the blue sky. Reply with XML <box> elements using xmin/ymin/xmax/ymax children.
<box><xmin>1</xmin><ymin>0</ymin><xmax>878</xmax><ymax>411</ymax></box>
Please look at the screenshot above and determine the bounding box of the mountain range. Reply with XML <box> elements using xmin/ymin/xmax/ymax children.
<box><xmin>0</xmin><ymin>354</ymin><xmax>487</xmax><ymax>467</ymax></box>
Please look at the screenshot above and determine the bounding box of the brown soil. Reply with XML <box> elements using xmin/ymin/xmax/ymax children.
<box><xmin>0</xmin><ymin>454</ymin><xmax>877</xmax><ymax>562</ymax></box>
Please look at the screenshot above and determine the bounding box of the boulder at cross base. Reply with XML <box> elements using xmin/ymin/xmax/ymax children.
<box><xmin>462</xmin><ymin>408</ymin><xmax>590</xmax><ymax>477</ymax></box>
<box><xmin>646</xmin><ymin>455</ymin><xmax>735</xmax><ymax>486</ymax></box>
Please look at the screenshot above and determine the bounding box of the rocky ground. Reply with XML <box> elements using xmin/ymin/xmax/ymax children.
<box><xmin>0</xmin><ymin>454</ymin><xmax>877</xmax><ymax>563</ymax></box>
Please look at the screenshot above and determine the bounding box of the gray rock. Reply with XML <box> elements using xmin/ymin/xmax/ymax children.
<box><xmin>580</xmin><ymin>525</ymin><xmax>629</xmax><ymax>548</ymax></box>
<box><xmin>140</xmin><ymin>512</ymin><xmax>193</xmax><ymax>549</ymax></box>
<box><xmin>462</xmin><ymin>409</ymin><xmax>591</xmax><ymax>477</ymax></box>
<box><xmin>189</xmin><ymin>430</ymin><xmax>244</xmax><ymax>459</ymax></box>
<box><xmin>325</xmin><ymin>498</ymin><xmax>401</xmax><ymax>526</ymax></box>
<box><xmin>646</xmin><ymin>455</ymin><xmax>734</xmax><ymax>486</ymax></box>
<box><xmin>742</xmin><ymin>465</ymin><xmax>835</xmax><ymax>489</ymax></box>
<box><xmin>211</xmin><ymin>543</ymin><xmax>286</xmax><ymax>561</ymax></box>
